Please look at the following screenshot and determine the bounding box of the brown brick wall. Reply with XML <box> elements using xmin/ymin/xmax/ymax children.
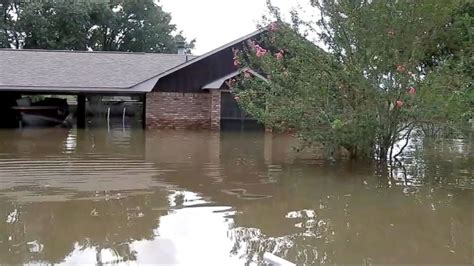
<box><xmin>210</xmin><ymin>90</ymin><xmax>221</xmax><ymax>130</ymax></box>
<box><xmin>146</xmin><ymin>92</ymin><xmax>215</xmax><ymax>129</ymax></box>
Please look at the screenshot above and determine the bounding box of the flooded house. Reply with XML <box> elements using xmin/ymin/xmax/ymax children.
<box><xmin>0</xmin><ymin>29</ymin><xmax>268</xmax><ymax>130</ymax></box>
<box><xmin>1</xmin><ymin>29</ymin><xmax>472</xmax><ymax>266</ymax></box>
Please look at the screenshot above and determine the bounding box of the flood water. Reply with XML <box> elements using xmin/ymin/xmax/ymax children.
<box><xmin>0</xmin><ymin>127</ymin><xmax>472</xmax><ymax>265</ymax></box>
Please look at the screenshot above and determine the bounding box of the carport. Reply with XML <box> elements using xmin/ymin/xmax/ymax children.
<box><xmin>0</xmin><ymin>49</ymin><xmax>190</xmax><ymax>128</ymax></box>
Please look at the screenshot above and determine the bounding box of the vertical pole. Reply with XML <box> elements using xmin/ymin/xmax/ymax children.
<box><xmin>241</xmin><ymin>107</ymin><xmax>245</xmax><ymax>132</ymax></box>
<box><xmin>142</xmin><ymin>94</ymin><xmax>147</xmax><ymax>129</ymax></box>
<box><xmin>77</xmin><ymin>94</ymin><xmax>86</xmax><ymax>129</ymax></box>
<box><xmin>122</xmin><ymin>107</ymin><xmax>126</xmax><ymax>131</ymax></box>
<box><xmin>107</xmin><ymin>107</ymin><xmax>111</xmax><ymax>132</ymax></box>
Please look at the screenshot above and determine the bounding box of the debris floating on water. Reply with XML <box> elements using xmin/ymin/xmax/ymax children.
<box><xmin>6</xmin><ymin>209</ymin><xmax>18</xmax><ymax>224</ymax></box>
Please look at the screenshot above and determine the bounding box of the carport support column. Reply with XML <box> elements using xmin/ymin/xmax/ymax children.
<box><xmin>141</xmin><ymin>94</ymin><xmax>147</xmax><ymax>129</ymax></box>
<box><xmin>210</xmin><ymin>90</ymin><xmax>221</xmax><ymax>130</ymax></box>
<box><xmin>77</xmin><ymin>94</ymin><xmax>86</xmax><ymax>129</ymax></box>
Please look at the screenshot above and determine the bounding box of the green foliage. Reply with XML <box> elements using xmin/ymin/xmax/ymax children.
<box><xmin>0</xmin><ymin>0</ymin><xmax>17</xmax><ymax>48</ymax></box>
<box><xmin>18</xmin><ymin>0</ymin><xmax>92</xmax><ymax>50</ymax></box>
<box><xmin>0</xmin><ymin>0</ymin><xmax>194</xmax><ymax>52</ymax></box>
<box><xmin>234</xmin><ymin>0</ymin><xmax>473</xmax><ymax>161</ymax></box>
<box><xmin>417</xmin><ymin>2</ymin><xmax>473</xmax><ymax>137</ymax></box>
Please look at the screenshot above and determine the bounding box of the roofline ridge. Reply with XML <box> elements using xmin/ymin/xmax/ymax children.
<box><xmin>0</xmin><ymin>48</ymin><xmax>193</xmax><ymax>56</ymax></box>
<box><xmin>0</xmin><ymin>84</ymin><xmax>129</xmax><ymax>89</ymax></box>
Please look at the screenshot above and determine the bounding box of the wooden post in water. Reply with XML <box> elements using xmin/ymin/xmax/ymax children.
<box><xmin>77</xmin><ymin>94</ymin><xmax>86</xmax><ymax>129</ymax></box>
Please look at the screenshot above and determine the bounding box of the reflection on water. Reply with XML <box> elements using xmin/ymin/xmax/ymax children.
<box><xmin>0</xmin><ymin>128</ymin><xmax>472</xmax><ymax>264</ymax></box>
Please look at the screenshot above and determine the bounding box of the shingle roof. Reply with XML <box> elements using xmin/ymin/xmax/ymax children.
<box><xmin>0</xmin><ymin>49</ymin><xmax>194</xmax><ymax>93</ymax></box>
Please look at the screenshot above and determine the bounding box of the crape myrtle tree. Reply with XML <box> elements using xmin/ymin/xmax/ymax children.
<box><xmin>232</xmin><ymin>0</ymin><xmax>472</xmax><ymax>161</ymax></box>
<box><xmin>416</xmin><ymin>2</ymin><xmax>473</xmax><ymax>138</ymax></box>
<box><xmin>0</xmin><ymin>0</ymin><xmax>194</xmax><ymax>53</ymax></box>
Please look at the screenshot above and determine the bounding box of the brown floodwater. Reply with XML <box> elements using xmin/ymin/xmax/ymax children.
<box><xmin>0</xmin><ymin>127</ymin><xmax>472</xmax><ymax>265</ymax></box>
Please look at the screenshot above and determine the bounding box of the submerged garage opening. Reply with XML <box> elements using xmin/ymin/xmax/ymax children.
<box><xmin>0</xmin><ymin>92</ymin><xmax>146</xmax><ymax>129</ymax></box>
<box><xmin>220</xmin><ymin>91</ymin><xmax>263</xmax><ymax>131</ymax></box>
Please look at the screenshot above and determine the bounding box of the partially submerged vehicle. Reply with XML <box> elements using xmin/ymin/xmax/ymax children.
<box><xmin>12</xmin><ymin>97</ymin><xmax>69</xmax><ymax>127</ymax></box>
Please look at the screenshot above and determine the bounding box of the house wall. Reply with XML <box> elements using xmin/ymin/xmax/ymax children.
<box><xmin>146</xmin><ymin>91</ymin><xmax>222</xmax><ymax>130</ymax></box>
<box><xmin>146</xmin><ymin>30</ymin><xmax>271</xmax><ymax>130</ymax></box>
<box><xmin>154</xmin><ymin>44</ymin><xmax>242</xmax><ymax>93</ymax></box>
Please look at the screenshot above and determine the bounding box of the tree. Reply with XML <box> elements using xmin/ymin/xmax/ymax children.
<box><xmin>0</xmin><ymin>0</ymin><xmax>17</xmax><ymax>48</ymax></box>
<box><xmin>0</xmin><ymin>0</ymin><xmax>8</xmax><ymax>47</ymax></box>
<box><xmin>18</xmin><ymin>0</ymin><xmax>92</xmax><ymax>50</ymax></box>
<box><xmin>88</xmin><ymin>0</ymin><xmax>193</xmax><ymax>53</ymax></box>
<box><xmin>0</xmin><ymin>0</ymin><xmax>194</xmax><ymax>53</ymax></box>
<box><xmin>416</xmin><ymin>2</ymin><xmax>473</xmax><ymax>137</ymax></box>
<box><xmin>233</xmin><ymin>0</ymin><xmax>472</xmax><ymax>161</ymax></box>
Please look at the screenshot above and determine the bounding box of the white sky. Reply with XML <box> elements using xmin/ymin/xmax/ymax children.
<box><xmin>160</xmin><ymin>0</ymin><xmax>308</xmax><ymax>55</ymax></box>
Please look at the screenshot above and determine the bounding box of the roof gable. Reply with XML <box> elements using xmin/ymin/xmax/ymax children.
<box><xmin>153</xmin><ymin>28</ymin><xmax>268</xmax><ymax>93</ymax></box>
<box><xmin>155</xmin><ymin>28</ymin><xmax>266</xmax><ymax>80</ymax></box>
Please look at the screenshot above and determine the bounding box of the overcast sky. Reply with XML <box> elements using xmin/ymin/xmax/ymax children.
<box><xmin>160</xmin><ymin>0</ymin><xmax>307</xmax><ymax>55</ymax></box>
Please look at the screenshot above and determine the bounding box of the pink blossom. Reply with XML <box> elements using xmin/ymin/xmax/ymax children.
<box><xmin>244</xmin><ymin>70</ymin><xmax>252</xmax><ymax>78</ymax></box>
<box><xmin>408</xmin><ymin>71</ymin><xmax>417</xmax><ymax>78</ymax></box>
<box><xmin>408</xmin><ymin>87</ymin><xmax>416</xmax><ymax>95</ymax></box>
<box><xmin>234</xmin><ymin>96</ymin><xmax>240</xmax><ymax>101</ymax></box>
<box><xmin>396</xmin><ymin>65</ymin><xmax>406</xmax><ymax>73</ymax></box>
<box><xmin>256</xmin><ymin>50</ymin><xmax>266</xmax><ymax>57</ymax></box>
<box><xmin>249</xmin><ymin>42</ymin><xmax>267</xmax><ymax>57</ymax></box>
<box><xmin>387</xmin><ymin>30</ymin><xmax>395</xmax><ymax>36</ymax></box>
<box><xmin>255</xmin><ymin>45</ymin><xmax>267</xmax><ymax>57</ymax></box>
<box><xmin>233</xmin><ymin>56</ymin><xmax>241</xmax><ymax>66</ymax></box>
<box><xmin>395</xmin><ymin>100</ymin><xmax>404</xmax><ymax>108</ymax></box>
<box><xmin>275</xmin><ymin>50</ymin><xmax>284</xmax><ymax>60</ymax></box>
<box><xmin>270</xmin><ymin>22</ymin><xmax>279</xmax><ymax>32</ymax></box>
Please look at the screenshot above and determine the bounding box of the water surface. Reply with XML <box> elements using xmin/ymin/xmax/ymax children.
<box><xmin>0</xmin><ymin>128</ymin><xmax>472</xmax><ymax>264</ymax></box>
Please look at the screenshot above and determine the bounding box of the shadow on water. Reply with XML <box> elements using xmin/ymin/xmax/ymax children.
<box><xmin>0</xmin><ymin>127</ymin><xmax>472</xmax><ymax>264</ymax></box>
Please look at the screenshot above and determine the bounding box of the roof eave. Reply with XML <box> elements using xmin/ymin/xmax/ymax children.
<box><xmin>0</xmin><ymin>85</ymin><xmax>149</xmax><ymax>94</ymax></box>
<box><xmin>202</xmin><ymin>68</ymin><xmax>269</xmax><ymax>90</ymax></box>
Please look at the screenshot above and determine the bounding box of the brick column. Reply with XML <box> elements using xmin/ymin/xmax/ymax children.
<box><xmin>145</xmin><ymin>92</ymin><xmax>160</xmax><ymax>129</ymax></box>
<box><xmin>210</xmin><ymin>90</ymin><xmax>221</xmax><ymax>130</ymax></box>
<box><xmin>145</xmin><ymin>92</ymin><xmax>212</xmax><ymax>129</ymax></box>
